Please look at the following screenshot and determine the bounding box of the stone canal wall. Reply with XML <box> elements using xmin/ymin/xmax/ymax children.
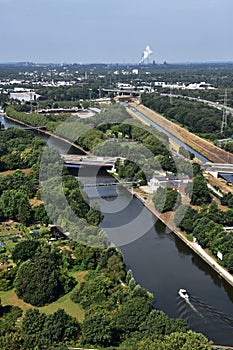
<box><xmin>133</xmin><ymin>189</ymin><xmax>233</xmax><ymax>288</ymax></box>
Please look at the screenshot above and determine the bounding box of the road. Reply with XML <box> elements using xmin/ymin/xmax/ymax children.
<box><xmin>161</xmin><ymin>93</ymin><xmax>233</xmax><ymax>116</ymax></box>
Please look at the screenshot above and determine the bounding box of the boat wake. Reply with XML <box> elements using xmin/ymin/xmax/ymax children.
<box><xmin>177</xmin><ymin>292</ymin><xmax>233</xmax><ymax>336</ymax></box>
<box><xmin>178</xmin><ymin>289</ymin><xmax>204</xmax><ymax>319</ymax></box>
<box><xmin>190</xmin><ymin>296</ymin><xmax>233</xmax><ymax>328</ymax></box>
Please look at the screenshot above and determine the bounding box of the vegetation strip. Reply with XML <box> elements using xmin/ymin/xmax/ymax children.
<box><xmin>133</xmin><ymin>189</ymin><xmax>233</xmax><ymax>287</ymax></box>
<box><xmin>0</xmin><ymin>108</ymin><xmax>216</xmax><ymax>349</ymax></box>
<box><xmin>4</xmin><ymin>114</ymin><xmax>89</xmax><ymax>155</ymax></box>
<box><xmin>131</xmin><ymin>103</ymin><xmax>233</xmax><ymax>164</ymax></box>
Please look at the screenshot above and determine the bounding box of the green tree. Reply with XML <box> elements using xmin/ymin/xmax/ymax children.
<box><xmin>116</xmin><ymin>297</ymin><xmax>152</xmax><ymax>334</ymax></box>
<box><xmin>22</xmin><ymin>308</ymin><xmax>46</xmax><ymax>335</ymax></box>
<box><xmin>21</xmin><ymin>308</ymin><xmax>80</xmax><ymax>348</ymax></box>
<box><xmin>14</xmin><ymin>247</ymin><xmax>72</xmax><ymax>306</ymax></box>
<box><xmin>153</xmin><ymin>187</ymin><xmax>181</xmax><ymax>213</ymax></box>
<box><xmin>163</xmin><ymin>330</ymin><xmax>212</xmax><ymax>350</ymax></box>
<box><xmin>81</xmin><ymin>311</ymin><xmax>114</xmax><ymax>346</ymax></box>
<box><xmin>174</xmin><ymin>205</ymin><xmax>198</xmax><ymax>233</ymax></box>
<box><xmin>42</xmin><ymin>309</ymin><xmax>80</xmax><ymax>345</ymax></box>
<box><xmin>192</xmin><ymin>163</ymin><xmax>201</xmax><ymax>177</ymax></box>
<box><xmin>107</xmin><ymin>254</ymin><xmax>126</xmax><ymax>282</ymax></box>
<box><xmin>0</xmin><ymin>189</ymin><xmax>32</xmax><ymax>223</ymax></box>
<box><xmin>128</xmin><ymin>277</ymin><xmax>136</xmax><ymax>291</ymax></box>
<box><xmin>125</xmin><ymin>269</ymin><xmax>133</xmax><ymax>285</ymax></box>
<box><xmin>0</xmin><ymin>331</ymin><xmax>23</xmax><ymax>350</ymax></box>
<box><xmin>86</xmin><ymin>202</ymin><xmax>103</xmax><ymax>226</ymax></box>
<box><xmin>185</xmin><ymin>175</ymin><xmax>211</xmax><ymax>205</ymax></box>
<box><xmin>71</xmin><ymin>273</ymin><xmax>113</xmax><ymax>309</ymax></box>
<box><xmin>12</xmin><ymin>240</ymin><xmax>40</xmax><ymax>263</ymax></box>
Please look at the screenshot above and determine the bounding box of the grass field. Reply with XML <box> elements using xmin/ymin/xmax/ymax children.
<box><xmin>0</xmin><ymin>270</ymin><xmax>87</xmax><ymax>322</ymax></box>
<box><xmin>0</xmin><ymin>223</ymin><xmax>21</xmax><ymax>252</ymax></box>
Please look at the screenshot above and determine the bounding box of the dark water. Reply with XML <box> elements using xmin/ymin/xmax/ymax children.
<box><xmin>126</xmin><ymin>104</ymin><xmax>209</xmax><ymax>163</ymax></box>
<box><xmin>0</xmin><ymin>115</ymin><xmax>83</xmax><ymax>155</ymax></box>
<box><xmin>2</xmin><ymin>114</ymin><xmax>233</xmax><ymax>345</ymax></box>
<box><xmin>80</xmin><ymin>172</ymin><xmax>233</xmax><ymax>346</ymax></box>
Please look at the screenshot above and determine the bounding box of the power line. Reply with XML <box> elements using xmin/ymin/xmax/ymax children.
<box><xmin>221</xmin><ymin>89</ymin><xmax>228</xmax><ymax>134</ymax></box>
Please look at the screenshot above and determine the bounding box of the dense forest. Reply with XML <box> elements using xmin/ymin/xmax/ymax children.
<box><xmin>0</xmin><ymin>126</ymin><xmax>215</xmax><ymax>349</ymax></box>
<box><xmin>0</xmin><ymin>128</ymin><xmax>45</xmax><ymax>171</ymax></box>
<box><xmin>160</xmin><ymin>87</ymin><xmax>233</xmax><ymax>109</ymax></box>
<box><xmin>0</xmin><ymin>239</ymin><xmax>213</xmax><ymax>349</ymax></box>
<box><xmin>0</xmin><ymin>129</ymin><xmax>103</xmax><ymax>241</ymax></box>
<box><xmin>151</xmin><ymin>164</ymin><xmax>233</xmax><ymax>274</ymax></box>
<box><xmin>1</xmin><ymin>62</ymin><xmax>233</xmax><ymax>349</ymax></box>
<box><xmin>173</xmin><ymin>170</ymin><xmax>233</xmax><ymax>273</ymax></box>
<box><xmin>141</xmin><ymin>93</ymin><xmax>233</xmax><ymax>140</ymax></box>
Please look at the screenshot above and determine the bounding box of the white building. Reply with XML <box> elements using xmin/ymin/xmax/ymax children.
<box><xmin>186</xmin><ymin>82</ymin><xmax>215</xmax><ymax>90</ymax></box>
<box><xmin>10</xmin><ymin>91</ymin><xmax>41</xmax><ymax>102</ymax></box>
<box><xmin>117</xmin><ymin>82</ymin><xmax>134</xmax><ymax>90</ymax></box>
<box><xmin>148</xmin><ymin>174</ymin><xmax>189</xmax><ymax>194</ymax></box>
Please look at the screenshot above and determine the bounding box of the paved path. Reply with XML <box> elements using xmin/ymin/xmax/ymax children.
<box><xmin>212</xmin><ymin>346</ymin><xmax>233</xmax><ymax>349</ymax></box>
<box><xmin>133</xmin><ymin>189</ymin><xmax>233</xmax><ymax>287</ymax></box>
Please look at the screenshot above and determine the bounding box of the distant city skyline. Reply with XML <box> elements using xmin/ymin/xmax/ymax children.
<box><xmin>0</xmin><ymin>0</ymin><xmax>232</xmax><ymax>64</ymax></box>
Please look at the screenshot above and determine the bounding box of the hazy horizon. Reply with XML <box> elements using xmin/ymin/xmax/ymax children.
<box><xmin>0</xmin><ymin>0</ymin><xmax>232</xmax><ymax>64</ymax></box>
<box><xmin>1</xmin><ymin>60</ymin><xmax>233</xmax><ymax>66</ymax></box>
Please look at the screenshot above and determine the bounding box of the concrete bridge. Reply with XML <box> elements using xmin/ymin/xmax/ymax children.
<box><xmin>22</xmin><ymin>126</ymin><xmax>46</xmax><ymax>131</ymax></box>
<box><xmin>83</xmin><ymin>181</ymin><xmax>139</xmax><ymax>187</ymax></box>
<box><xmin>202</xmin><ymin>162</ymin><xmax>233</xmax><ymax>175</ymax></box>
<box><xmin>202</xmin><ymin>162</ymin><xmax>233</xmax><ymax>184</ymax></box>
<box><xmin>102</xmin><ymin>88</ymin><xmax>141</xmax><ymax>97</ymax></box>
<box><xmin>61</xmin><ymin>155</ymin><xmax>124</xmax><ymax>170</ymax></box>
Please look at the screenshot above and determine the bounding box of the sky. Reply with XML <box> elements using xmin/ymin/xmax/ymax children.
<box><xmin>0</xmin><ymin>0</ymin><xmax>232</xmax><ymax>64</ymax></box>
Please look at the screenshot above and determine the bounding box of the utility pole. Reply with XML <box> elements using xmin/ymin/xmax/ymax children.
<box><xmin>169</xmin><ymin>87</ymin><xmax>173</xmax><ymax>105</ymax></box>
<box><xmin>221</xmin><ymin>89</ymin><xmax>228</xmax><ymax>134</ymax></box>
<box><xmin>89</xmin><ymin>88</ymin><xmax>92</xmax><ymax>101</ymax></box>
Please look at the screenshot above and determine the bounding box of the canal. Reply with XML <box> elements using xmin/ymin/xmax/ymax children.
<box><xmin>1</xmin><ymin>114</ymin><xmax>233</xmax><ymax>345</ymax></box>
<box><xmin>126</xmin><ymin>104</ymin><xmax>209</xmax><ymax>163</ymax></box>
<box><xmin>84</xmin><ymin>182</ymin><xmax>233</xmax><ymax>346</ymax></box>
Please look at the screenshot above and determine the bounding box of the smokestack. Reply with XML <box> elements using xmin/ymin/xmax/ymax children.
<box><xmin>139</xmin><ymin>46</ymin><xmax>153</xmax><ymax>64</ymax></box>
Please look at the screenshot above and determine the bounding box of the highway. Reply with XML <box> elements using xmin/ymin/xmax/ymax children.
<box><xmin>161</xmin><ymin>93</ymin><xmax>233</xmax><ymax>116</ymax></box>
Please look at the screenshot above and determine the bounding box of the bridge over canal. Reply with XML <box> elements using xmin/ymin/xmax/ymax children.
<box><xmin>61</xmin><ymin>155</ymin><xmax>125</xmax><ymax>171</ymax></box>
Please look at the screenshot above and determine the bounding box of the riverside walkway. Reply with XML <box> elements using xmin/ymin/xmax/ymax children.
<box><xmin>133</xmin><ymin>188</ymin><xmax>233</xmax><ymax>288</ymax></box>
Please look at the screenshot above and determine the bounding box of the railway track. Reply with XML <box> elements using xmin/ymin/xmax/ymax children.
<box><xmin>132</xmin><ymin>103</ymin><xmax>233</xmax><ymax>164</ymax></box>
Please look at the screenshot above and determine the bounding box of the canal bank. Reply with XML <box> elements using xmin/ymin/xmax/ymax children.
<box><xmin>2</xmin><ymin>114</ymin><xmax>233</xmax><ymax>345</ymax></box>
<box><xmin>3</xmin><ymin>114</ymin><xmax>88</xmax><ymax>155</ymax></box>
<box><xmin>132</xmin><ymin>188</ymin><xmax>233</xmax><ymax>288</ymax></box>
<box><xmin>3</xmin><ymin>113</ymin><xmax>233</xmax><ymax>287</ymax></box>
<box><xmin>127</xmin><ymin>103</ymin><xmax>233</xmax><ymax>164</ymax></box>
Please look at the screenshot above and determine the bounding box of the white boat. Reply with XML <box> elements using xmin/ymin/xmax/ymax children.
<box><xmin>178</xmin><ymin>289</ymin><xmax>189</xmax><ymax>300</ymax></box>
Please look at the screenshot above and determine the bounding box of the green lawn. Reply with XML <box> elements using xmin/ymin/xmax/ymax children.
<box><xmin>0</xmin><ymin>224</ymin><xmax>20</xmax><ymax>252</ymax></box>
<box><xmin>120</xmin><ymin>141</ymin><xmax>138</xmax><ymax>148</ymax></box>
<box><xmin>0</xmin><ymin>271</ymin><xmax>87</xmax><ymax>322</ymax></box>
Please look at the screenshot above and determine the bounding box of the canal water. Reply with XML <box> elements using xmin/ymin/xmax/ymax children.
<box><xmin>0</xmin><ymin>115</ymin><xmax>83</xmax><ymax>155</ymax></box>
<box><xmin>126</xmin><ymin>104</ymin><xmax>209</xmax><ymax>163</ymax></box>
<box><xmin>2</xmin><ymin>114</ymin><xmax>233</xmax><ymax>345</ymax></box>
<box><xmin>84</xmin><ymin>182</ymin><xmax>233</xmax><ymax>346</ymax></box>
